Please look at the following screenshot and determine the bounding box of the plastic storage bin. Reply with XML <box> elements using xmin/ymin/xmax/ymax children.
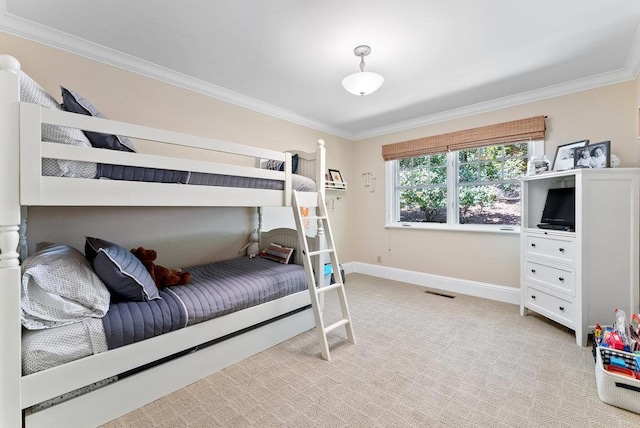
<box><xmin>595</xmin><ymin>346</ymin><xmax>640</xmax><ymax>414</ymax></box>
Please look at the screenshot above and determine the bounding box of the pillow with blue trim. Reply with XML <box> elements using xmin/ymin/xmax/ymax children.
<box><xmin>265</xmin><ymin>154</ymin><xmax>298</xmax><ymax>174</ymax></box>
<box><xmin>61</xmin><ymin>86</ymin><xmax>136</xmax><ymax>152</ymax></box>
<box><xmin>85</xmin><ymin>237</ymin><xmax>159</xmax><ymax>302</ymax></box>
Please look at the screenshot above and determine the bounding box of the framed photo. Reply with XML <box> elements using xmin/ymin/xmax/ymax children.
<box><xmin>328</xmin><ymin>169</ymin><xmax>345</xmax><ymax>189</ymax></box>
<box><xmin>551</xmin><ymin>139</ymin><xmax>589</xmax><ymax>171</ymax></box>
<box><xmin>325</xmin><ymin>173</ymin><xmax>334</xmax><ymax>188</ymax></box>
<box><xmin>573</xmin><ymin>141</ymin><xmax>610</xmax><ymax>169</ymax></box>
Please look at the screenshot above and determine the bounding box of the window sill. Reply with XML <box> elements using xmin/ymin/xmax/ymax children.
<box><xmin>385</xmin><ymin>222</ymin><xmax>520</xmax><ymax>235</ymax></box>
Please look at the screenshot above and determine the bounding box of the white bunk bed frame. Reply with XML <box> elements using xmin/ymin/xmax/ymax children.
<box><xmin>0</xmin><ymin>55</ymin><xmax>327</xmax><ymax>428</ymax></box>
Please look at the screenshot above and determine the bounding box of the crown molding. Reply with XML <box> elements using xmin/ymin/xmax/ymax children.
<box><xmin>2</xmin><ymin>3</ymin><xmax>639</xmax><ymax>143</ymax></box>
<box><xmin>0</xmin><ymin>5</ymin><xmax>352</xmax><ymax>140</ymax></box>
<box><xmin>353</xmin><ymin>67</ymin><xmax>637</xmax><ymax>140</ymax></box>
<box><xmin>626</xmin><ymin>23</ymin><xmax>640</xmax><ymax>79</ymax></box>
<box><xmin>351</xmin><ymin>24</ymin><xmax>640</xmax><ymax>140</ymax></box>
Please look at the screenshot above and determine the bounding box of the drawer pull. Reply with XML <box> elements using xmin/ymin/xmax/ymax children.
<box><xmin>559</xmin><ymin>306</ymin><xmax>565</xmax><ymax>312</ymax></box>
<box><xmin>558</xmin><ymin>277</ymin><xmax>564</xmax><ymax>282</ymax></box>
<box><xmin>559</xmin><ymin>248</ymin><xmax>565</xmax><ymax>253</ymax></box>
<box><xmin>531</xmin><ymin>295</ymin><xmax>536</xmax><ymax>300</ymax></box>
<box><xmin>531</xmin><ymin>243</ymin><xmax>536</xmax><ymax>248</ymax></box>
<box><xmin>531</xmin><ymin>269</ymin><xmax>536</xmax><ymax>273</ymax></box>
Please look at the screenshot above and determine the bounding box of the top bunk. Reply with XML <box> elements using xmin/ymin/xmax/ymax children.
<box><xmin>0</xmin><ymin>54</ymin><xmax>326</xmax><ymax>209</ymax></box>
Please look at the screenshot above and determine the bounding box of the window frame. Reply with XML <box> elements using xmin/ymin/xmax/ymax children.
<box><xmin>385</xmin><ymin>141</ymin><xmax>543</xmax><ymax>234</ymax></box>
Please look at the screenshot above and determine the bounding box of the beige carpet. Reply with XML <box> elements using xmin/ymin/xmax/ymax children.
<box><xmin>104</xmin><ymin>273</ymin><xmax>640</xmax><ymax>427</ymax></box>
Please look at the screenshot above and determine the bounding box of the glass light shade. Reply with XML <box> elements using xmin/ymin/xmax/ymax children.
<box><xmin>342</xmin><ymin>71</ymin><xmax>384</xmax><ymax>96</ymax></box>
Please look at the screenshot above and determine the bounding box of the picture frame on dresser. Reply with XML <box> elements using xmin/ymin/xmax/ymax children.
<box><xmin>551</xmin><ymin>139</ymin><xmax>588</xmax><ymax>171</ymax></box>
<box><xmin>574</xmin><ymin>141</ymin><xmax>610</xmax><ymax>169</ymax></box>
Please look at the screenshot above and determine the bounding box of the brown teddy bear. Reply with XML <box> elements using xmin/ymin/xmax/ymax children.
<box><xmin>130</xmin><ymin>247</ymin><xmax>191</xmax><ymax>288</ymax></box>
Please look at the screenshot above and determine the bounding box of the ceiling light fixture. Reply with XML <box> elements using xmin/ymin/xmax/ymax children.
<box><xmin>342</xmin><ymin>45</ymin><xmax>384</xmax><ymax>97</ymax></box>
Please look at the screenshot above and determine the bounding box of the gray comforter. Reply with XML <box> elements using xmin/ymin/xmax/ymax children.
<box><xmin>101</xmin><ymin>257</ymin><xmax>307</xmax><ymax>349</ymax></box>
<box><xmin>22</xmin><ymin>256</ymin><xmax>308</xmax><ymax>375</ymax></box>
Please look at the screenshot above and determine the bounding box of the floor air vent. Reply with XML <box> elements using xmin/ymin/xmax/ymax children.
<box><xmin>424</xmin><ymin>290</ymin><xmax>456</xmax><ymax>299</ymax></box>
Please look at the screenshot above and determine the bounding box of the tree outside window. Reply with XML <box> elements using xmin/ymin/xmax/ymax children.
<box><xmin>394</xmin><ymin>142</ymin><xmax>531</xmax><ymax>227</ymax></box>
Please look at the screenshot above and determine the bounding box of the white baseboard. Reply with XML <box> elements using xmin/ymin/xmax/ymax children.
<box><xmin>342</xmin><ymin>262</ymin><xmax>520</xmax><ymax>305</ymax></box>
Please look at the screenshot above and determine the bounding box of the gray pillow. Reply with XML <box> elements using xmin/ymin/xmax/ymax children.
<box><xmin>61</xmin><ymin>86</ymin><xmax>136</xmax><ymax>152</ymax></box>
<box><xmin>21</xmin><ymin>242</ymin><xmax>111</xmax><ymax>330</ymax></box>
<box><xmin>18</xmin><ymin>71</ymin><xmax>97</xmax><ymax>178</ymax></box>
<box><xmin>85</xmin><ymin>237</ymin><xmax>159</xmax><ymax>302</ymax></box>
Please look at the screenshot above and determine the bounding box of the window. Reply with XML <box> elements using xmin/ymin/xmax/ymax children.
<box><xmin>397</xmin><ymin>154</ymin><xmax>448</xmax><ymax>223</ymax></box>
<box><xmin>390</xmin><ymin>141</ymin><xmax>536</xmax><ymax>229</ymax></box>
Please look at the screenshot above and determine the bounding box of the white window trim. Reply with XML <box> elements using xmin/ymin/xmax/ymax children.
<box><xmin>385</xmin><ymin>141</ymin><xmax>543</xmax><ymax>234</ymax></box>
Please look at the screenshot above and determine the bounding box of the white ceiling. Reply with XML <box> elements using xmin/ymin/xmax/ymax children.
<box><xmin>2</xmin><ymin>1</ymin><xmax>640</xmax><ymax>140</ymax></box>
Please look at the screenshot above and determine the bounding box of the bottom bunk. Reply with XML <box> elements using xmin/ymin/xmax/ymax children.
<box><xmin>25</xmin><ymin>305</ymin><xmax>314</xmax><ymax>428</ymax></box>
<box><xmin>20</xmin><ymin>228</ymin><xmax>315</xmax><ymax>428</ymax></box>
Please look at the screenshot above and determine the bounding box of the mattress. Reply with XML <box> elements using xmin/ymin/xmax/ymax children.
<box><xmin>22</xmin><ymin>257</ymin><xmax>308</xmax><ymax>375</ymax></box>
<box><xmin>94</xmin><ymin>163</ymin><xmax>317</xmax><ymax>191</ymax></box>
<box><xmin>96</xmin><ymin>163</ymin><xmax>189</xmax><ymax>183</ymax></box>
<box><xmin>22</xmin><ymin>318</ymin><xmax>107</xmax><ymax>375</ymax></box>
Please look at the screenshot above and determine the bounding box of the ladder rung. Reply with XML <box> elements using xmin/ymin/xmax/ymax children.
<box><xmin>308</xmin><ymin>249</ymin><xmax>334</xmax><ymax>256</ymax></box>
<box><xmin>324</xmin><ymin>319</ymin><xmax>349</xmax><ymax>334</ymax></box>
<box><xmin>316</xmin><ymin>282</ymin><xmax>342</xmax><ymax>293</ymax></box>
<box><xmin>302</xmin><ymin>215</ymin><xmax>327</xmax><ymax>221</ymax></box>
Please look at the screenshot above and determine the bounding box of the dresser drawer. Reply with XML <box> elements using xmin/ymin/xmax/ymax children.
<box><xmin>524</xmin><ymin>260</ymin><xmax>575</xmax><ymax>297</ymax></box>
<box><xmin>525</xmin><ymin>234</ymin><xmax>576</xmax><ymax>264</ymax></box>
<box><xmin>524</xmin><ymin>284</ymin><xmax>574</xmax><ymax>327</ymax></box>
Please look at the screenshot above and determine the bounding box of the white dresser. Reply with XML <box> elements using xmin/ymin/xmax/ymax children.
<box><xmin>520</xmin><ymin>168</ymin><xmax>640</xmax><ymax>346</ymax></box>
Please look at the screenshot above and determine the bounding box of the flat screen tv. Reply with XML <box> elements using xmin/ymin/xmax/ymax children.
<box><xmin>537</xmin><ymin>187</ymin><xmax>575</xmax><ymax>231</ymax></box>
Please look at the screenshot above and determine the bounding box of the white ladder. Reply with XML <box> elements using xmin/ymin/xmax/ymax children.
<box><xmin>292</xmin><ymin>190</ymin><xmax>355</xmax><ymax>360</ymax></box>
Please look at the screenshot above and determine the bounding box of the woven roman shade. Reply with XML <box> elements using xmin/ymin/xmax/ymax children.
<box><xmin>382</xmin><ymin>116</ymin><xmax>546</xmax><ymax>161</ymax></box>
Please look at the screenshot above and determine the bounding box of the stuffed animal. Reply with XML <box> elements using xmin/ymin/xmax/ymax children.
<box><xmin>239</xmin><ymin>230</ymin><xmax>260</xmax><ymax>258</ymax></box>
<box><xmin>130</xmin><ymin>247</ymin><xmax>191</xmax><ymax>288</ymax></box>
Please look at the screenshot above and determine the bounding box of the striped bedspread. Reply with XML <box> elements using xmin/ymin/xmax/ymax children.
<box><xmin>101</xmin><ymin>257</ymin><xmax>308</xmax><ymax>349</ymax></box>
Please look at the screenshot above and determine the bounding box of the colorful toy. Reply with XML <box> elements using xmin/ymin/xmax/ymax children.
<box><xmin>605</xmin><ymin>364</ymin><xmax>636</xmax><ymax>379</ymax></box>
<box><xmin>614</xmin><ymin>308</ymin><xmax>632</xmax><ymax>352</ymax></box>
<box><xmin>631</xmin><ymin>313</ymin><xmax>640</xmax><ymax>335</ymax></box>
<box><xmin>594</xmin><ymin>324</ymin><xmax>602</xmax><ymax>346</ymax></box>
<box><xmin>607</xmin><ymin>331</ymin><xmax>625</xmax><ymax>350</ymax></box>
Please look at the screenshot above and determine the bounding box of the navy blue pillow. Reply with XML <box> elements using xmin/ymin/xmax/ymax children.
<box><xmin>85</xmin><ymin>237</ymin><xmax>159</xmax><ymax>302</ymax></box>
<box><xmin>266</xmin><ymin>154</ymin><xmax>298</xmax><ymax>174</ymax></box>
<box><xmin>61</xmin><ymin>86</ymin><xmax>136</xmax><ymax>152</ymax></box>
<box><xmin>282</xmin><ymin>153</ymin><xmax>299</xmax><ymax>174</ymax></box>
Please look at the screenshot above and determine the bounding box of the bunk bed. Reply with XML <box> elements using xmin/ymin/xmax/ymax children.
<box><xmin>0</xmin><ymin>54</ymin><xmax>327</xmax><ymax>428</ymax></box>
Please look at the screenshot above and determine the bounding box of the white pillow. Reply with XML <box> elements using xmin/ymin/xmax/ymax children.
<box><xmin>21</xmin><ymin>242</ymin><xmax>111</xmax><ymax>330</ymax></box>
<box><xmin>19</xmin><ymin>71</ymin><xmax>97</xmax><ymax>178</ymax></box>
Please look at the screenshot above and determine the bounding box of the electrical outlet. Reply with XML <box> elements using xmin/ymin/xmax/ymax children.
<box><xmin>376</xmin><ymin>255</ymin><xmax>382</xmax><ymax>264</ymax></box>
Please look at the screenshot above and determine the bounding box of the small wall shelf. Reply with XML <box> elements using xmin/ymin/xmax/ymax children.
<box><xmin>325</xmin><ymin>181</ymin><xmax>347</xmax><ymax>191</ymax></box>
